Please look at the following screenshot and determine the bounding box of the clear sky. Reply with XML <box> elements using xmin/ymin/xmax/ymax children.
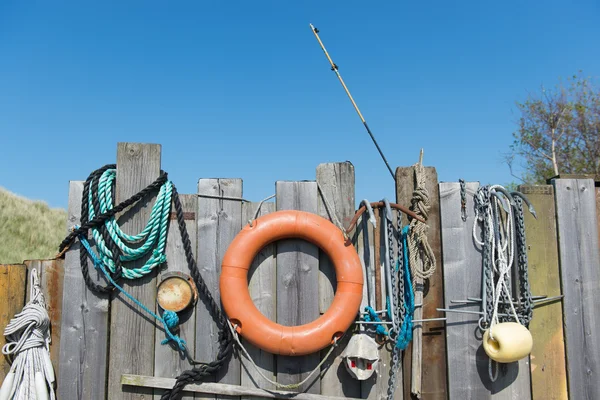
<box><xmin>1</xmin><ymin>1</ymin><xmax>599</xmax><ymax>210</ymax></box>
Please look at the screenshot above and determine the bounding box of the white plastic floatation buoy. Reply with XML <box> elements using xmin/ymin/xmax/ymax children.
<box><xmin>342</xmin><ymin>334</ymin><xmax>380</xmax><ymax>380</ymax></box>
<box><xmin>483</xmin><ymin>322</ymin><xmax>533</xmax><ymax>363</ymax></box>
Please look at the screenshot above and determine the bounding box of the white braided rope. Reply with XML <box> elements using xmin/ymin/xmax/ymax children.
<box><xmin>0</xmin><ymin>268</ymin><xmax>55</xmax><ymax>400</ymax></box>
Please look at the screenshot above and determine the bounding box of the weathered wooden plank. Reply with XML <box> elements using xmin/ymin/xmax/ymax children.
<box><xmin>440</xmin><ymin>182</ymin><xmax>489</xmax><ymax>400</ymax></box>
<box><xmin>240</xmin><ymin>201</ymin><xmax>276</xmax><ymax>397</ymax></box>
<box><xmin>396</xmin><ymin>166</ymin><xmax>446</xmax><ymax>400</ymax></box>
<box><xmin>553</xmin><ymin>178</ymin><xmax>600</xmax><ymax>400</ymax></box>
<box><xmin>108</xmin><ymin>142</ymin><xmax>162</xmax><ymax>399</ymax></box>
<box><xmin>58</xmin><ymin>180</ymin><xmax>109</xmax><ymax>400</ymax></box>
<box><xmin>0</xmin><ymin>264</ymin><xmax>26</xmax><ymax>382</ymax></box>
<box><xmin>357</xmin><ymin>214</ymin><xmax>376</xmax><ymax>311</ymax></box>
<box><xmin>518</xmin><ymin>185</ymin><xmax>567</xmax><ymax>400</ymax></box>
<box><xmin>196</xmin><ymin>178</ymin><xmax>243</xmax><ymax>400</ymax></box>
<box><xmin>122</xmin><ymin>374</ymin><xmax>364</xmax><ymax>400</ymax></box>
<box><xmin>24</xmin><ymin>259</ymin><xmax>64</xmax><ymax>380</ymax></box>
<box><xmin>596</xmin><ymin>185</ymin><xmax>600</xmax><ymax>252</ymax></box>
<box><xmin>275</xmin><ymin>181</ymin><xmax>320</xmax><ymax>393</ymax></box>
<box><xmin>316</xmin><ymin>162</ymin><xmax>361</xmax><ymax>398</ymax></box>
<box><xmin>154</xmin><ymin>194</ymin><xmax>198</xmax><ymax>400</ymax></box>
<box><xmin>316</xmin><ymin>162</ymin><xmax>356</xmax><ymax>312</ymax></box>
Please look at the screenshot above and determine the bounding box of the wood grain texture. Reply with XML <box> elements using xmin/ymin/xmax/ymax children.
<box><xmin>396</xmin><ymin>166</ymin><xmax>446</xmax><ymax>400</ymax></box>
<box><xmin>440</xmin><ymin>182</ymin><xmax>489</xmax><ymax>400</ymax></box>
<box><xmin>596</xmin><ymin>186</ymin><xmax>600</xmax><ymax>253</ymax></box>
<box><xmin>275</xmin><ymin>181</ymin><xmax>320</xmax><ymax>393</ymax></box>
<box><xmin>240</xmin><ymin>201</ymin><xmax>276</xmax><ymax>398</ymax></box>
<box><xmin>0</xmin><ymin>264</ymin><xmax>26</xmax><ymax>382</ymax></box>
<box><xmin>58</xmin><ymin>180</ymin><xmax>110</xmax><ymax>400</ymax></box>
<box><xmin>316</xmin><ymin>162</ymin><xmax>356</xmax><ymax>313</ymax></box>
<box><xmin>109</xmin><ymin>142</ymin><xmax>161</xmax><ymax>399</ymax></box>
<box><xmin>553</xmin><ymin>179</ymin><xmax>600</xmax><ymax>400</ymax></box>
<box><xmin>518</xmin><ymin>185</ymin><xmax>567</xmax><ymax>400</ymax></box>
<box><xmin>154</xmin><ymin>194</ymin><xmax>198</xmax><ymax>400</ymax></box>
<box><xmin>316</xmin><ymin>162</ymin><xmax>361</xmax><ymax>398</ymax></box>
<box><xmin>196</xmin><ymin>178</ymin><xmax>243</xmax><ymax>400</ymax></box>
<box><xmin>122</xmin><ymin>374</ymin><xmax>364</xmax><ymax>400</ymax></box>
<box><xmin>24</xmin><ymin>259</ymin><xmax>64</xmax><ymax>381</ymax></box>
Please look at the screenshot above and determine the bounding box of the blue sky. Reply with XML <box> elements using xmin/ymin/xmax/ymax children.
<box><xmin>1</xmin><ymin>1</ymin><xmax>599</xmax><ymax>209</ymax></box>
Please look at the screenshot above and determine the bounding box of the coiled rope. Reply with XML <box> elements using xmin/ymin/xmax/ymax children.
<box><xmin>472</xmin><ymin>184</ymin><xmax>525</xmax><ymax>381</ymax></box>
<box><xmin>58</xmin><ymin>165</ymin><xmax>233</xmax><ymax>400</ymax></box>
<box><xmin>407</xmin><ymin>163</ymin><xmax>436</xmax><ymax>283</ymax></box>
<box><xmin>0</xmin><ymin>268</ymin><xmax>56</xmax><ymax>400</ymax></box>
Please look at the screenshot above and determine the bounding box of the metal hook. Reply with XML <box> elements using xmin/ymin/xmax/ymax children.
<box><xmin>360</xmin><ymin>199</ymin><xmax>377</xmax><ymax>228</ymax></box>
<box><xmin>381</xmin><ymin>198</ymin><xmax>393</xmax><ymax>222</ymax></box>
<box><xmin>511</xmin><ymin>191</ymin><xmax>538</xmax><ymax>219</ymax></box>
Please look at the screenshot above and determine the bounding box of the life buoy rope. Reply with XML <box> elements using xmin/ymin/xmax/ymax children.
<box><xmin>220</xmin><ymin>210</ymin><xmax>364</xmax><ymax>356</ymax></box>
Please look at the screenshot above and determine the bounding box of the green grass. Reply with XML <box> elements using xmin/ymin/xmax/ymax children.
<box><xmin>0</xmin><ymin>187</ymin><xmax>67</xmax><ymax>264</ymax></box>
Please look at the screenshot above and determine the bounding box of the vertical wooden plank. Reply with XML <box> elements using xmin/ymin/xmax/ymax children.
<box><xmin>316</xmin><ymin>162</ymin><xmax>356</xmax><ymax>312</ymax></box>
<box><xmin>58</xmin><ymin>180</ymin><xmax>109</xmax><ymax>400</ymax></box>
<box><xmin>154</xmin><ymin>195</ymin><xmax>197</xmax><ymax>400</ymax></box>
<box><xmin>316</xmin><ymin>162</ymin><xmax>361</xmax><ymax>398</ymax></box>
<box><xmin>553</xmin><ymin>178</ymin><xmax>600</xmax><ymax>400</ymax></box>
<box><xmin>396</xmin><ymin>167</ymin><xmax>446</xmax><ymax>400</ymax></box>
<box><xmin>596</xmin><ymin>185</ymin><xmax>600</xmax><ymax>251</ymax></box>
<box><xmin>0</xmin><ymin>264</ymin><xmax>26</xmax><ymax>382</ymax></box>
<box><xmin>275</xmin><ymin>181</ymin><xmax>320</xmax><ymax>393</ymax></box>
<box><xmin>196</xmin><ymin>178</ymin><xmax>243</xmax><ymax>400</ymax></box>
<box><xmin>108</xmin><ymin>142</ymin><xmax>161</xmax><ymax>399</ymax></box>
<box><xmin>440</xmin><ymin>182</ymin><xmax>490</xmax><ymax>400</ymax></box>
<box><xmin>240</xmin><ymin>201</ymin><xmax>276</xmax><ymax>397</ymax></box>
<box><xmin>518</xmin><ymin>185</ymin><xmax>568</xmax><ymax>400</ymax></box>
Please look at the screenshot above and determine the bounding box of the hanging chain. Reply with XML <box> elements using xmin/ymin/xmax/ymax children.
<box><xmin>513</xmin><ymin>196</ymin><xmax>533</xmax><ymax>326</ymax></box>
<box><xmin>474</xmin><ymin>185</ymin><xmax>494</xmax><ymax>328</ymax></box>
<box><xmin>387</xmin><ymin>211</ymin><xmax>405</xmax><ymax>400</ymax></box>
<box><xmin>459</xmin><ymin>179</ymin><xmax>467</xmax><ymax>222</ymax></box>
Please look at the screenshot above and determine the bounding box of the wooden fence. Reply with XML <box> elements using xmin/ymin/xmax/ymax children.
<box><xmin>1</xmin><ymin>142</ymin><xmax>599</xmax><ymax>400</ymax></box>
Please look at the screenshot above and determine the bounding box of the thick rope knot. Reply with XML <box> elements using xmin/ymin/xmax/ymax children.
<box><xmin>363</xmin><ymin>306</ymin><xmax>388</xmax><ymax>336</ymax></box>
<box><xmin>2</xmin><ymin>303</ymin><xmax>50</xmax><ymax>356</ymax></box>
<box><xmin>163</xmin><ymin>311</ymin><xmax>179</xmax><ymax>329</ymax></box>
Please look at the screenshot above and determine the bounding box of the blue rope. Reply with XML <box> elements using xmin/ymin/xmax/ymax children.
<box><xmin>363</xmin><ymin>305</ymin><xmax>388</xmax><ymax>336</ymax></box>
<box><xmin>395</xmin><ymin>225</ymin><xmax>415</xmax><ymax>350</ymax></box>
<box><xmin>77</xmin><ymin>228</ymin><xmax>186</xmax><ymax>351</ymax></box>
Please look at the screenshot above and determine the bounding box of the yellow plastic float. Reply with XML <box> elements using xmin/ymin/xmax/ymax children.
<box><xmin>482</xmin><ymin>322</ymin><xmax>533</xmax><ymax>363</ymax></box>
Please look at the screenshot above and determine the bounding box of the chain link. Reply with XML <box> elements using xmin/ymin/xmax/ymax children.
<box><xmin>386</xmin><ymin>211</ymin><xmax>405</xmax><ymax>400</ymax></box>
<box><xmin>459</xmin><ymin>179</ymin><xmax>467</xmax><ymax>221</ymax></box>
<box><xmin>513</xmin><ymin>196</ymin><xmax>533</xmax><ymax>326</ymax></box>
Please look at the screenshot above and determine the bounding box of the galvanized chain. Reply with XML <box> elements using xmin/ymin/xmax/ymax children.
<box><xmin>386</xmin><ymin>211</ymin><xmax>405</xmax><ymax>400</ymax></box>
<box><xmin>512</xmin><ymin>196</ymin><xmax>533</xmax><ymax>326</ymax></box>
<box><xmin>459</xmin><ymin>179</ymin><xmax>467</xmax><ymax>221</ymax></box>
<box><xmin>474</xmin><ymin>185</ymin><xmax>494</xmax><ymax>328</ymax></box>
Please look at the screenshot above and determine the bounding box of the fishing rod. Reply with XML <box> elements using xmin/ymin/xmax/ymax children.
<box><xmin>309</xmin><ymin>23</ymin><xmax>395</xmax><ymax>181</ymax></box>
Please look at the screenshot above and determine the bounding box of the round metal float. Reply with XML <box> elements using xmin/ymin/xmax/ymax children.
<box><xmin>157</xmin><ymin>272</ymin><xmax>198</xmax><ymax>313</ymax></box>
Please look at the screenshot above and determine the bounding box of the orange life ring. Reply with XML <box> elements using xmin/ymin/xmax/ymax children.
<box><xmin>220</xmin><ymin>210</ymin><xmax>364</xmax><ymax>356</ymax></box>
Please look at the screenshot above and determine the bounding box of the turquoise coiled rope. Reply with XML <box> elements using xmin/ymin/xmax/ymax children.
<box><xmin>88</xmin><ymin>168</ymin><xmax>172</xmax><ymax>279</ymax></box>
